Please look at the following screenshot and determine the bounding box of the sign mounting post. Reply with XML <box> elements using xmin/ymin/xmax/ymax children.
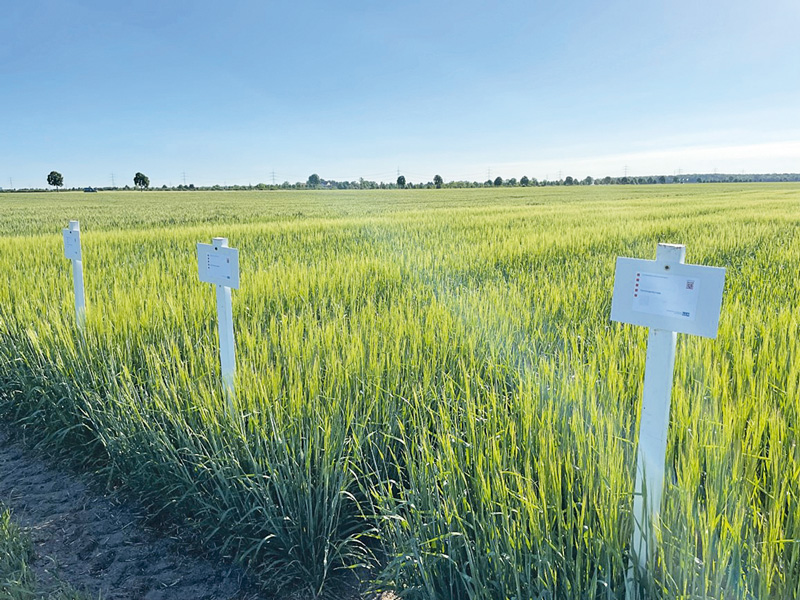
<box><xmin>611</xmin><ymin>243</ymin><xmax>725</xmax><ymax>590</ymax></box>
<box><xmin>197</xmin><ymin>237</ymin><xmax>240</xmax><ymax>412</ymax></box>
<box><xmin>62</xmin><ymin>220</ymin><xmax>86</xmax><ymax>329</ymax></box>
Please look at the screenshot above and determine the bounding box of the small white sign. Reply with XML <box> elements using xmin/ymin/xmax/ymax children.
<box><xmin>198</xmin><ymin>242</ymin><xmax>239</xmax><ymax>288</ymax></box>
<box><xmin>611</xmin><ymin>257</ymin><xmax>725</xmax><ymax>338</ymax></box>
<box><xmin>63</xmin><ymin>228</ymin><xmax>82</xmax><ymax>260</ymax></box>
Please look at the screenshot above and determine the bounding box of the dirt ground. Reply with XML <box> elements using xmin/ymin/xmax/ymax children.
<box><xmin>0</xmin><ymin>426</ymin><xmax>265</xmax><ymax>600</ymax></box>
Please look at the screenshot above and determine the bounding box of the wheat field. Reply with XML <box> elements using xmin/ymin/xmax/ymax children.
<box><xmin>0</xmin><ymin>184</ymin><xmax>798</xmax><ymax>599</ymax></box>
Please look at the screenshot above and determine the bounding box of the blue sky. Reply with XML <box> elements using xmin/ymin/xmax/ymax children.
<box><xmin>2</xmin><ymin>0</ymin><xmax>799</xmax><ymax>188</ymax></box>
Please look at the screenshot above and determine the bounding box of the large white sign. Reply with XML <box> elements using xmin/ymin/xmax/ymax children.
<box><xmin>197</xmin><ymin>242</ymin><xmax>239</xmax><ymax>289</ymax></box>
<box><xmin>63</xmin><ymin>227</ymin><xmax>82</xmax><ymax>260</ymax></box>
<box><xmin>611</xmin><ymin>257</ymin><xmax>725</xmax><ymax>338</ymax></box>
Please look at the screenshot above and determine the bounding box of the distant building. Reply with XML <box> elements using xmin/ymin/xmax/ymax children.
<box><xmin>84</xmin><ymin>187</ymin><xmax>97</xmax><ymax>193</ymax></box>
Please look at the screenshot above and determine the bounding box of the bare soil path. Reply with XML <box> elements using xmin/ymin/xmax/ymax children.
<box><xmin>0</xmin><ymin>427</ymin><xmax>265</xmax><ymax>600</ymax></box>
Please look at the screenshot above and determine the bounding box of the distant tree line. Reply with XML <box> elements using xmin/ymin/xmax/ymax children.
<box><xmin>1</xmin><ymin>171</ymin><xmax>798</xmax><ymax>193</ymax></box>
<box><xmin>293</xmin><ymin>172</ymin><xmax>800</xmax><ymax>189</ymax></box>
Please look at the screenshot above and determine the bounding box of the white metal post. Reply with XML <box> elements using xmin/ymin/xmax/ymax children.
<box><xmin>630</xmin><ymin>243</ymin><xmax>685</xmax><ymax>571</ymax></box>
<box><xmin>65</xmin><ymin>220</ymin><xmax>86</xmax><ymax>329</ymax></box>
<box><xmin>213</xmin><ymin>237</ymin><xmax>236</xmax><ymax>409</ymax></box>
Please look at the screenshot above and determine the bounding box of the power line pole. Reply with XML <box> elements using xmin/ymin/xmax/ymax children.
<box><xmin>182</xmin><ymin>171</ymin><xmax>187</xmax><ymax>186</ymax></box>
<box><xmin>271</xmin><ymin>170</ymin><xmax>276</xmax><ymax>185</ymax></box>
<box><xmin>111</xmin><ymin>173</ymin><xmax>116</xmax><ymax>187</ymax></box>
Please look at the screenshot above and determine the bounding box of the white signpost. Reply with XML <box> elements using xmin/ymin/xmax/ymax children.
<box><xmin>198</xmin><ymin>237</ymin><xmax>239</xmax><ymax>410</ymax></box>
<box><xmin>62</xmin><ymin>220</ymin><xmax>86</xmax><ymax>329</ymax></box>
<box><xmin>611</xmin><ymin>243</ymin><xmax>725</xmax><ymax>587</ymax></box>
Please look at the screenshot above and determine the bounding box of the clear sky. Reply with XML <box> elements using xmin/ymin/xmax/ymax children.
<box><xmin>2</xmin><ymin>0</ymin><xmax>799</xmax><ymax>188</ymax></box>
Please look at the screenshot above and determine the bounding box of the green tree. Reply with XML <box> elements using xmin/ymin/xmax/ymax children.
<box><xmin>307</xmin><ymin>173</ymin><xmax>320</xmax><ymax>187</ymax></box>
<box><xmin>520</xmin><ymin>176</ymin><xmax>530</xmax><ymax>186</ymax></box>
<box><xmin>493</xmin><ymin>176</ymin><xmax>503</xmax><ymax>187</ymax></box>
<box><xmin>47</xmin><ymin>171</ymin><xmax>63</xmax><ymax>191</ymax></box>
<box><xmin>397</xmin><ymin>175</ymin><xmax>406</xmax><ymax>188</ymax></box>
<box><xmin>433</xmin><ymin>174</ymin><xmax>443</xmax><ymax>189</ymax></box>
<box><xmin>133</xmin><ymin>172</ymin><xmax>150</xmax><ymax>190</ymax></box>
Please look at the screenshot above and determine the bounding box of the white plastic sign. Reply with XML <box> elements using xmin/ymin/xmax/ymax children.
<box><xmin>63</xmin><ymin>227</ymin><xmax>82</xmax><ymax>260</ymax></box>
<box><xmin>613</xmin><ymin>244</ymin><xmax>726</xmax><ymax>590</ymax></box>
<box><xmin>611</xmin><ymin>257</ymin><xmax>725</xmax><ymax>338</ymax></box>
<box><xmin>62</xmin><ymin>220</ymin><xmax>86</xmax><ymax>329</ymax></box>
<box><xmin>197</xmin><ymin>237</ymin><xmax>238</xmax><ymax>410</ymax></box>
<box><xmin>197</xmin><ymin>243</ymin><xmax>239</xmax><ymax>289</ymax></box>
